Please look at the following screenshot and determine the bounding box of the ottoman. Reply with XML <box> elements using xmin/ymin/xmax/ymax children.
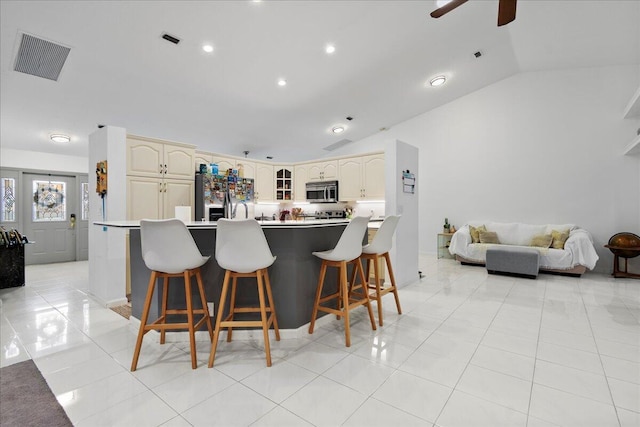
<box><xmin>486</xmin><ymin>246</ymin><xmax>540</xmax><ymax>279</ymax></box>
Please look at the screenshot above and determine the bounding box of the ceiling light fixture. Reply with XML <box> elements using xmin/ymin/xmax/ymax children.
<box><xmin>332</xmin><ymin>126</ymin><xmax>345</xmax><ymax>134</ymax></box>
<box><xmin>202</xmin><ymin>44</ymin><xmax>214</xmax><ymax>53</ymax></box>
<box><xmin>325</xmin><ymin>44</ymin><xmax>336</xmax><ymax>54</ymax></box>
<box><xmin>277</xmin><ymin>79</ymin><xmax>287</xmax><ymax>86</ymax></box>
<box><xmin>429</xmin><ymin>75</ymin><xmax>447</xmax><ymax>87</ymax></box>
<box><xmin>50</xmin><ymin>134</ymin><xmax>70</xmax><ymax>143</ymax></box>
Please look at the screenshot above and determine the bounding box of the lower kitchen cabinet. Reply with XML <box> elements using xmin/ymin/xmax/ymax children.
<box><xmin>127</xmin><ymin>176</ymin><xmax>193</xmax><ymax>220</ymax></box>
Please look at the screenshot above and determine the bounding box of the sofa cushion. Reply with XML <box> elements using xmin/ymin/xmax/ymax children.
<box><xmin>551</xmin><ymin>229</ymin><xmax>570</xmax><ymax>249</ymax></box>
<box><xmin>530</xmin><ymin>234</ymin><xmax>553</xmax><ymax>248</ymax></box>
<box><xmin>479</xmin><ymin>231</ymin><xmax>500</xmax><ymax>244</ymax></box>
<box><xmin>469</xmin><ymin>225</ymin><xmax>486</xmax><ymax>243</ymax></box>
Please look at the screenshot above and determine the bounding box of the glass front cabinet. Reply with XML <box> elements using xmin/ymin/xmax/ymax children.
<box><xmin>275</xmin><ymin>167</ymin><xmax>293</xmax><ymax>201</ymax></box>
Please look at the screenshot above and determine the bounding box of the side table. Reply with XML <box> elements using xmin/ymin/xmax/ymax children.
<box><xmin>437</xmin><ymin>233</ymin><xmax>455</xmax><ymax>259</ymax></box>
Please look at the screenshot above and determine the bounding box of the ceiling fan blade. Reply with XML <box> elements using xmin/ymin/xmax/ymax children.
<box><xmin>497</xmin><ymin>0</ymin><xmax>517</xmax><ymax>26</ymax></box>
<box><xmin>430</xmin><ymin>0</ymin><xmax>469</xmax><ymax>19</ymax></box>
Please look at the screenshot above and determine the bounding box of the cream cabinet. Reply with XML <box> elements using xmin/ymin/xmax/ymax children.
<box><xmin>126</xmin><ymin>177</ymin><xmax>194</xmax><ymax>221</ymax></box>
<box><xmin>127</xmin><ymin>137</ymin><xmax>194</xmax><ymax>180</ymax></box>
<box><xmin>194</xmin><ymin>151</ymin><xmax>213</xmax><ymax>173</ymax></box>
<box><xmin>127</xmin><ymin>136</ymin><xmax>195</xmax><ymax>220</ymax></box>
<box><xmin>307</xmin><ymin>160</ymin><xmax>338</xmax><ymax>182</ymax></box>
<box><xmin>294</xmin><ymin>164</ymin><xmax>309</xmax><ymax>202</ymax></box>
<box><xmin>255</xmin><ymin>163</ymin><xmax>274</xmax><ymax>202</ymax></box>
<box><xmin>338</xmin><ymin>153</ymin><xmax>385</xmax><ymax>201</ymax></box>
<box><xmin>274</xmin><ymin>166</ymin><xmax>293</xmax><ymax>201</ymax></box>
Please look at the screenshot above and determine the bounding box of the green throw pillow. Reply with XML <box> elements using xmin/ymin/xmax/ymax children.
<box><xmin>551</xmin><ymin>229</ymin><xmax>570</xmax><ymax>249</ymax></box>
<box><xmin>530</xmin><ymin>234</ymin><xmax>553</xmax><ymax>248</ymax></box>
<box><xmin>469</xmin><ymin>225</ymin><xmax>486</xmax><ymax>243</ymax></box>
<box><xmin>479</xmin><ymin>231</ymin><xmax>500</xmax><ymax>244</ymax></box>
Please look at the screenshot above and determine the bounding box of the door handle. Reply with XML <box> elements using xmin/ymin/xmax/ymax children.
<box><xmin>69</xmin><ymin>213</ymin><xmax>76</xmax><ymax>229</ymax></box>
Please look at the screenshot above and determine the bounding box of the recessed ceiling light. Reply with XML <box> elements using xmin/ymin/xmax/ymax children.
<box><xmin>429</xmin><ymin>75</ymin><xmax>446</xmax><ymax>87</ymax></box>
<box><xmin>332</xmin><ymin>126</ymin><xmax>345</xmax><ymax>134</ymax></box>
<box><xmin>202</xmin><ymin>44</ymin><xmax>214</xmax><ymax>53</ymax></box>
<box><xmin>50</xmin><ymin>134</ymin><xmax>70</xmax><ymax>143</ymax></box>
<box><xmin>277</xmin><ymin>79</ymin><xmax>287</xmax><ymax>86</ymax></box>
<box><xmin>325</xmin><ymin>44</ymin><xmax>336</xmax><ymax>54</ymax></box>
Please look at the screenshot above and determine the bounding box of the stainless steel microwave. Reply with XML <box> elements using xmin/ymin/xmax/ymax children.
<box><xmin>305</xmin><ymin>180</ymin><xmax>339</xmax><ymax>203</ymax></box>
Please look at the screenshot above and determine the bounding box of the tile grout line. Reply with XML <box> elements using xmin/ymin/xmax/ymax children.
<box><xmin>577</xmin><ymin>279</ymin><xmax>624</xmax><ymax>427</ymax></box>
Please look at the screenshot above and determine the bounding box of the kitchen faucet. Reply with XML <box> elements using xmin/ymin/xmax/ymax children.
<box><xmin>232</xmin><ymin>200</ymin><xmax>248</xmax><ymax>219</ymax></box>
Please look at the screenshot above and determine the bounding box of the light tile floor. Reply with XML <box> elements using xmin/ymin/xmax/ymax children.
<box><xmin>1</xmin><ymin>256</ymin><xmax>639</xmax><ymax>426</ymax></box>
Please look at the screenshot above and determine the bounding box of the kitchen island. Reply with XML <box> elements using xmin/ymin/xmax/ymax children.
<box><xmin>96</xmin><ymin>219</ymin><xmax>352</xmax><ymax>330</ymax></box>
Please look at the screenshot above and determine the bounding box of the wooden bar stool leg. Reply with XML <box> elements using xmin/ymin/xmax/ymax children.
<box><xmin>340</xmin><ymin>261</ymin><xmax>351</xmax><ymax>347</ymax></box>
<box><xmin>263</xmin><ymin>269</ymin><xmax>280</xmax><ymax>341</ymax></box>
<box><xmin>356</xmin><ymin>259</ymin><xmax>377</xmax><ymax>330</ymax></box>
<box><xmin>195</xmin><ymin>269</ymin><xmax>214</xmax><ymax>340</ymax></box>
<box><xmin>372</xmin><ymin>255</ymin><xmax>384</xmax><ymax>326</ymax></box>
<box><xmin>131</xmin><ymin>271</ymin><xmax>157</xmax><ymax>371</ymax></box>
<box><xmin>384</xmin><ymin>252</ymin><xmax>402</xmax><ymax>314</ymax></box>
<box><xmin>209</xmin><ymin>270</ymin><xmax>231</xmax><ymax>368</ymax></box>
<box><xmin>159</xmin><ymin>276</ymin><xmax>169</xmax><ymax>344</ymax></box>
<box><xmin>184</xmin><ymin>270</ymin><xmax>197</xmax><ymax>369</ymax></box>
<box><xmin>309</xmin><ymin>262</ymin><xmax>327</xmax><ymax>334</ymax></box>
<box><xmin>256</xmin><ymin>270</ymin><xmax>272</xmax><ymax>367</ymax></box>
<box><xmin>227</xmin><ymin>276</ymin><xmax>238</xmax><ymax>342</ymax></box>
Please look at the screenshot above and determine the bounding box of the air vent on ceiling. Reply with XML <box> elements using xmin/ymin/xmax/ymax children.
<box><xmin>14</xmin><ymin>33</ymin><xmax>71</xmax><ymax>81</ymax></box>
<box><xmin>161</xmin><ymin>33</ymin><xmax>181</xmax><ymax>44</ymax></box>
<box><xmin>323</xmin><ymin>139</ymin><xmax>353</xmax><ymax>152</ymax></box>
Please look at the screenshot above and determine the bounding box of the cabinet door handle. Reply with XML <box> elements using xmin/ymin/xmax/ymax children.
<box><xmin>160</xmin><ymin>164</ymin><xmax>163</xmax><ymax>173</ymax></box>
<box><xmin>159</xmin><ymin>182</ymin><xmax>163</xmax><ymax>193</ymax></box>
<box><xmin>164</xmin><ymin>164</ymin><xmax>168</xmax><ymax>174</ymax></box>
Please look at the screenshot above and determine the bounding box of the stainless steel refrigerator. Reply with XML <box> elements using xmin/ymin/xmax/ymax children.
<box><xmin>195</xmin><ymin>173</ymin><xmax>254</xmax><ymax>221</ymax></box>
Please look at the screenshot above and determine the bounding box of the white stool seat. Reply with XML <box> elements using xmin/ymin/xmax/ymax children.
<box><xmin>308</xmin><ymin>216</ymin><xmax>377</xmax><ymax>347</ymax></box>
<box><xmin>131</xmin><ymin>219</ymin><xmax>213</xmax><ymax>371</ymax></box>
<box><xmin>209</xmin><ymin>219</ymin><xmax>280</xmax><ymax>367</ymax></box>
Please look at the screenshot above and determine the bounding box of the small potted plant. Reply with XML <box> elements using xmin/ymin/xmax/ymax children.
<box><xmin>444</xmin><ymin>218</ymin><xmax>451</xmax><ymax>233</ymax></box>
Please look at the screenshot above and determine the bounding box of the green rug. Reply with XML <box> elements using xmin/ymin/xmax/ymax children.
<box><xmin>0</xmin><ymin>359</ymin><xmax>72</xmax><ymax>426</ymax></box>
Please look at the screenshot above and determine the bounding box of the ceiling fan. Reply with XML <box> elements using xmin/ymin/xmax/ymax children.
<box><xmin>430</xmin><ymin>0</ymin><xmax>517</xmax><ymax>27</ymax></box>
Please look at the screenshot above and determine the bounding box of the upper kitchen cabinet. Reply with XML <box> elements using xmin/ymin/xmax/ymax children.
<box><xmin>255</xmin><ymin>163</ymin><xmax>274</xmax><ymax>202</ymax></box>
<box><xmin>127</xmin><ymin>136</ymin><xmax>195</xmax><ymax>180</ymax></box>
<box><xmin>211</xmin><ymin>155</ymin><xmax>236</xmax><ymax>175</ymax></box>
<box><xmin>294</xmin><ymin>164</ymin><xmax>309</xmax><ymax>202</ymax></box>
<box><xmin>275</xmin><ymin>166</ymin><xmax>293</xmax><ymax>201</ymax></box>
<box><xmin>194</xmin><ymin>151</ymin><xmax>213</xmax><ymax>172</ymax></box>
<box><xmin>236</xmin><ymin>160</ymin><xmax>256</xmax><ymax>179</ymax></box>
<box><xmin>308</xmin><ymin>160</ymin><xmax>338</xmax><ymax>181</ymax></box>
<box><xmin>338</xmin><ymin>153</ymin><xmax>385</xmax><ymax>201</ymax></box>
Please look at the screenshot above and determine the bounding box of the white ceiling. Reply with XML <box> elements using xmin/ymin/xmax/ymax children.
<box><xmin>1</xmin><ymin>0</ymin><xmax>638</xmax><ymax>163</ymax></box>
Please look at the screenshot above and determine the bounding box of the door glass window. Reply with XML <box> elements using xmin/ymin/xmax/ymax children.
<box><xmin>33</xmin><ymin>180</ymin><xmax>66</xmax><ymax>221</ymax></box>
<box><xmin>1</xmin><ymin>178</ymin><xmax>16</xmax><ymax>222</ymax></box>
<box><xmin>81</xmin><ymin>182</ymin><xmax>89</xmax><ymax>220</ymax></box>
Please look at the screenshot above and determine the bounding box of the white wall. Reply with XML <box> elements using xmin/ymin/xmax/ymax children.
<box><xmin>332</xmin><ymin>65</ymin><xmax>640</xmax><ymax>273</ymax></box>
<box><xmin>386</xmin><ymin>140</ymin><xmax>420</xmax><ymax>286</ymax></box>
<box><xmin>88</xmin><ymin>126</ymin><xmax>128</xmax><ymax>306</ymax></box>
<box><xmin>1</xmin><ymin>148</ymin><xmax>88</xmax><ymax>173</ymax></box>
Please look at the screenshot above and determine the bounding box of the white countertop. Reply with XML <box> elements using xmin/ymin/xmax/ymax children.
<box><xmin>94</xmin><ymin>219</ymin><xmax>351</xmax><ymax>229</ymax></box>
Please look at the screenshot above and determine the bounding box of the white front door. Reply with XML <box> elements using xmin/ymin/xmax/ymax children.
<box><xmin>23</xmin><ymin>174</ymin><xmax>77</xmax><ymax>265</ymax></box>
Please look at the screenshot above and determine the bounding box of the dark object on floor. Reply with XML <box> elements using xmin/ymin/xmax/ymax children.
<box><xmin>110</xmin><ymin>303</ymin><xmax>131</xmax><ymax>320</ymax></box>
<box><xmin>486</xmin><ymin>246</ymin><xmax>539</xmax><ymax>279</ymax></box>
<box><xmin>0</xmin><ymin>359</ymin><xmax>72</xmax><ymax>427</ymax></box>
<box><xmin>605</xmin><ymin>232</ymin><xmax>640</xmax><ymax>279</ymax></box>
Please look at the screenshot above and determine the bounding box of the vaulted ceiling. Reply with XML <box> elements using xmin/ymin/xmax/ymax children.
<box><xmin>1</xmin><ymin>1</ymin><xmax>638</xmax><ymax>162</ymax></box>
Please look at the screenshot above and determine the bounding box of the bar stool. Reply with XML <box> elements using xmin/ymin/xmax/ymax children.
<box><xmin>131</xmin><ymin>219</ymin><xmax>214</xmax><ymax>371</ymax></box>
<box><xmin>208</xmin><ymin>219</ymin><xmax>280</xmax><ymax>367</ymax></box>
<box><xmin>308</xmin><ymin>216</ymin><xmax>377</xmax><ymax>347</ymax></box>
<box><xmin>356</xmin><ymin>215</ymin><xmax>402</xmax><ymax>326</ymax></box>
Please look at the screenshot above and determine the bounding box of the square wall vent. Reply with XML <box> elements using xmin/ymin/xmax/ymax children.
<box><xmin>14</xmin><ymin>33</ymin><xmax>71</xmax><ymax>81</ymax></box>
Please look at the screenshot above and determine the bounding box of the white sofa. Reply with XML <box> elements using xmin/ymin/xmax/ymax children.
<box><xmin>448</xmin><ymin>221</ymin><xmax>599</xmax><ymax>275</ymax></box>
